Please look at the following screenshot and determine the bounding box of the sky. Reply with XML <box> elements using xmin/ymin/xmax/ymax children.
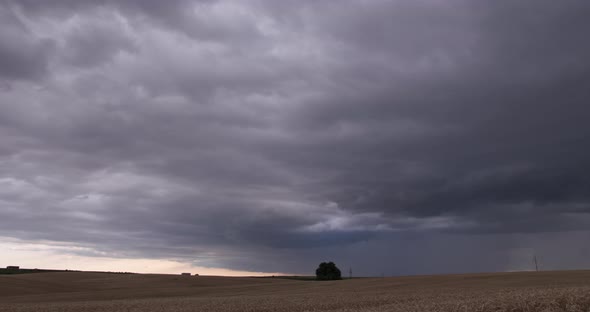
<box><xmin>1</xmin><ymin>0</ymin><xmax>590</xmax><ymax>277</ymax></box>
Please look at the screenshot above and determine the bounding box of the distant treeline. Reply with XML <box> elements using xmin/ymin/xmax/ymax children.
<box><xmin>0</xmin><ymin>268</ymin><xmax>134</xmax><ymax>275</ymax></box>
<box><xmin>258</xmin><ymin>275</ymin><xmax>317</xmax><ymax>281</ymax></box>
<box><xmin>0</xmin><ymin>268</ymin><xmax>72</xmax><ymax>275</ymax></box>
<box><xmin>254</xmin><ymin>276</ymin><xmax>364</xmax><ymax>281</ymax></box>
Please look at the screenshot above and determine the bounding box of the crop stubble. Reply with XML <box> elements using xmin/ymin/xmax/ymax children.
<box><xmin>1</xmin><ymin>270</ymin><xmax>589</xmax><ymax>311</ymax></box>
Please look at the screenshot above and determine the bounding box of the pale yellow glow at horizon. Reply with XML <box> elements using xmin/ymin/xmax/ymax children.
<box><xmin>0</xmin><ymin>238</ymin><xmax>285</xmax><ymax>277</ymax></box>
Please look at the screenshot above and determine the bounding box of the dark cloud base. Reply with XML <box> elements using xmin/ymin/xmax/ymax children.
<box><xmin>1</xmin><ymin>0</ymin><xmax>590</xmax><ymax>275</ymax></box>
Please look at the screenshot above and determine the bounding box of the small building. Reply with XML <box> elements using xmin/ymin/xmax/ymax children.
<box><xmin>181</xmin><ymin>272</ymin><xmax>191</xmax><ymax>276</ymax></box>
<box><xmin>6</xmin><ymin>266</ymin><xmax>20</xmax><ymax>270</ymax></box>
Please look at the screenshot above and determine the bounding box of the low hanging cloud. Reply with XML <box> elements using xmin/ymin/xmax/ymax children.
<box><xmin>1</xmin><ymin>0</ymin><xmax>590</xmax><ymax>275</ymax></box>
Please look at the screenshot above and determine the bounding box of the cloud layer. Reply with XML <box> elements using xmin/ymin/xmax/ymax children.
<box><xmin>1</xmin><ymin>0</ymin><xmax>590</xmax><ymax>275</ymax></box>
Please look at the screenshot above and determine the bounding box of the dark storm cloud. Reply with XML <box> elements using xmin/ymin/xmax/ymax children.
<box><xmin>0</xmin><ymin>5</ymin><xmax>54</xmax><ymax>81</ymax></box>
<box><xmin>60</xmin><ymin>16</ymin><xmax>138</xmax><ymax>68</ymax></box>
<box><xmin>1</xmin><ymin>0</ymin><xmax>590</xmax><ymax>275</ymax></box>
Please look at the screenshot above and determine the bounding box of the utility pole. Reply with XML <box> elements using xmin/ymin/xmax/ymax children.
<box><xmin>533</xmin><ymin>255</ymin><xmax>539</xmax><ymax>272</ymax></box>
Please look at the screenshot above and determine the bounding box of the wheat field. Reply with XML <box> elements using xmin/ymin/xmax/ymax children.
<box><xmin>1</xmin><ymin>270</ymin><xmax>589</xmax><ymax>311</ymax></box>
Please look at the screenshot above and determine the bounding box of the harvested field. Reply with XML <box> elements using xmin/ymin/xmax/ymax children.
<box><xmin>1</xmin><ymin>270</ymin><xmax>589</xmax><ymax>311</ymax></box>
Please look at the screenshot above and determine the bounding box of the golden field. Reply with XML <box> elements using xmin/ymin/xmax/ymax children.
<box><xmin>1</xmin><ymin>270</ymin><xmax>589</xmax><ymax>311</ymax></box>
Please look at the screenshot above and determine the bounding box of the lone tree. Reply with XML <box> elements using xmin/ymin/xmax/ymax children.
<box><xmin>315</xmin><ymin>261</ymin><xmax>342</xmax><ymax>280</ymax></box>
